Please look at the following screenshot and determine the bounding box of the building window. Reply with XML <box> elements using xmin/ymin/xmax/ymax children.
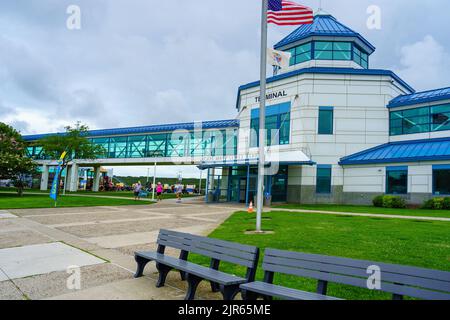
<box><xmin>318</xmin><ymin>107</ymin><xmax>334</xmax><ymax>135</ymax></box>
<box><xmin>284</xmin><ymin>41</ymin><xmax>369</xmax><ymax>68</ymax></box>
<box><xmin>431</xmin><ymin>105</ymin><xmax>450</xmax><ymax>132</ymax></box>
<box><xmin>251</xmin><ymin>103</ymin><xmax>291</xmax><ymax>147</ymax></box>
<box><xmin>386</xmin><ymin>166</ymin><xmax>408</xmax><ymax>195</ymax></box>
<box><xmin>433</xmin><ymin>165</ymin><xmax>450</xmax><ymax>195</ymax></box>
<box><xmin>390</xmin><ymin>104</ymin><xmax>450</xmax><ymax>136</ymax></box>
<box><xmin>288</xmin><ymin>43</ymin><xmax>312</xmax><ymax>66</ymax></box>
<box><xmin>315</xmin><ymin>41</ymin><xmax>352</xmax><ymax>61</ymax></box>
<box><xmin>316</xmin><ymin>165</ymin><xmax>332</xmax><ymax>194</ymax></box>
<box><xmin>353</xmin><ymin>46</ymin><xmax>368</xmax><ymax>69</ymax></box>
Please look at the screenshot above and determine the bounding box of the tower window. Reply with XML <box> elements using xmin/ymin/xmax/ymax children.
<box><xmin>318</xmin><ymin>107</ymin><xmax>334</xmax><ymax>135</ymax></box>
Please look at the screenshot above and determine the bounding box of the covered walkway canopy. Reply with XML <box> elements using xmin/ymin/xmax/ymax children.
<box><xmin>197</xmin><ymin>150</ymin><xmax>315</xmax><ymax>169</ymax></box>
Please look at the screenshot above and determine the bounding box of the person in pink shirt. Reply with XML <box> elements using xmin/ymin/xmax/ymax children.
<box><xmin>156</xmin><ymin>182</ymin><xmax>163</xmax><ymax>202</ymax></box>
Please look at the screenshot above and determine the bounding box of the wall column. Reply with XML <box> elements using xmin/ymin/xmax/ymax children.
<box><xmin>68</xmin><ymin>164</ymin><xmax>79</xmax><ymax>192</ymax></box>
<box><xmin>93</xmin><ymin>166</ymin><xmax>101</xmax><ymax>192</ymax></box>
<box><xmin>40</xmin><ymin>165</ymin><xmax>49</xmax><ymax>191</ymax></box>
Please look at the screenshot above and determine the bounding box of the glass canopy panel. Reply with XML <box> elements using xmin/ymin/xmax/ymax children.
<box><xmin>147</xmin><ymin>134</ymin><xmax>167</xmax><ymax>157</ymax></box>
<box><xmin>127</xmin><ymin>135</ymin><xmax>147</xmax><ymax>158</ymax></box>
<box><xmin>109</xmin><ymin>137</ymin><xmax>128</xmax><ymax>158</ymax></box>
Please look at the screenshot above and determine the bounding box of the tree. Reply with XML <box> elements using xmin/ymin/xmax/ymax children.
<box><xmin>38</xmin><ymin>122</ymin><xmax>105</xmax><ymax>194</ymax></box>
<box><xmin>0</xmin><ymin>122</ymin><xmax>38</xmax><ymax>196</ymax></box>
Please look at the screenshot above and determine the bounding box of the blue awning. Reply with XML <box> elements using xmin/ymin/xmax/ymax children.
<box><xmin>339</xmin><ymin>137</ymin><xmax>450</xmax><ymax>165</ymax></box>
<box><xmin>388</xmin><ymin>86</ymin><xmax>450</xmax><ymax>108</ymax></box>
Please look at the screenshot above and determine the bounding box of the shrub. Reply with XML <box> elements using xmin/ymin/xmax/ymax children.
<box><xmin>443</xmin><ymin>198</ymin><xmax>450</xmax><ymax>210</ymax></box>
<box><xmin>422</xmin><ymin>197</ymin><xmax>450</xmax><ymax>210</ymax></box>
<box><xmin>391</xmin><ymin>196</ymin><xmax>407</xmax><ymax>208</ymax></box>
<box><xmin>373</xmin><ymin>195</ymin><xmax>407</xmax><ymax>209</ymax></box>
<box><xmin>372</xmin><ymin>195</ymin><xmax>384</xmax><ymax>207</ymax></box>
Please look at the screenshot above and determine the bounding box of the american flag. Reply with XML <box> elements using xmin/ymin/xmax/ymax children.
<box><xmin>268</xmin><ymin>0</ymin><xmax>314</xmax><ymax>26</ymax></box>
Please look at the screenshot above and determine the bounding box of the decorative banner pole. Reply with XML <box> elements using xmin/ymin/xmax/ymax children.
<box><xmin>256</xmin><ymin>0</ymin><xmax>269</xmax><ymax>233</ymax></box>
<box><xmin>49</xmin><ymin>151</ymin><xmax>67</xmax><ymax>207</ymax></box>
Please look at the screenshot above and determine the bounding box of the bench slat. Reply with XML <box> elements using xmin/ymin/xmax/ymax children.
<box><xmin>160</xmin><ymin>229</ymin><xmax>258</xmax><ymax>253</ymax></box>
<box><xmin>263</xmin><ymin>255</ymin><xmax>450</xmax><ymax>292</ymax></box>
<box><xmin>136</xmin><ymin>251</ymin><xmax>247</xmax><ymax>285</ymax></box>
<box><xmin>240</xmin><ymin>281</ymin><xmax>342</xmax><ymax>300</ymax></box>
<box><xmin>265</xmin><ymin>248</ymin><xmax>450</xmax><ymax>282</ymax></box>
<box><xmin>158</xmin><ymin>238</ymin><xmax>255</xmax><ymax>268</ymax></box>
<box><xmin>194</xmin><ymin>240</ymin><xmax>256</xmax><ymax>261</ymax></box>
<box><xmin>262</xmin><ymin>263</ymin><xmax>450</xmax><ymax>300</ymax></box>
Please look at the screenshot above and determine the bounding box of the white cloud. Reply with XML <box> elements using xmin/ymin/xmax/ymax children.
<box><xmin>393</xmin><ymin>35</ymin><xmax>450</xmax><ymax>91</ymax></box>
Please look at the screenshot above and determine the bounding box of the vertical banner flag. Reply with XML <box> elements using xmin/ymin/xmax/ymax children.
<box><xmin>49</xmin><ymin>151</ymin><xmax>67</xmax><ymax>201</ymax></box>
<box><xmin>268</xmin><ymin>0</ymin><xmax>313</xmax><ymax>26</ymax></box>
<box><xmin>267</xmin><ymin>48</ymin><xmax>291</xmax><ymax>69</ymax></box>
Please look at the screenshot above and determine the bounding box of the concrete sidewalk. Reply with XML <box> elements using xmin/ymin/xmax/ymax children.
<box><xmin>0</xmin><ymin>200</ymin><xmax>238</xmax><ymax>300</ymax></box>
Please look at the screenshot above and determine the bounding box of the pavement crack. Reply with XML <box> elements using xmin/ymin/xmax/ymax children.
<box><xmin>0</xmin><ymin>266</ymin><xmax>28</xmax><ymax>300</ymax></box>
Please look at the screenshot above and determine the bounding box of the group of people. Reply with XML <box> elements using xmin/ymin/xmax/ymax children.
<box><xmin>133</xmin><ymin>181</ymin><xmax>184</xmax><ymax>203</ymax></box>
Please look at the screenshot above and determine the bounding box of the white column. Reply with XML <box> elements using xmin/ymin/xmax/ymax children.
<box><xmin>65</xmin><ymin>165</ymin><xmax>72</xmax><ymax>192</ymax></box>
<box><xmin>40</xmin><ymin>165</ymin><xmax>49</xmax><ymax>191</ymax></box>
<box><xmin>69</xmin><ymin>164</ymin><xmax>79</xmax><ymax>192</ymax></box>
<box><xmin>93</xmin><ymin>166</ymin><xmax>101</xmax><ymax>192</ymax></box>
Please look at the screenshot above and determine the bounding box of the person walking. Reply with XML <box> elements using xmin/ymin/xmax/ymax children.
<box><xmin>175</xmin><ymin>182</ymin><xmax>183</xmax><ymax>203</ymax></box>
<box><xmin>156</xmin><ymin>182</ymin><xmax>163</xmax><ymax>202</ymax></box>
<box><xmin>133</xmin><ymin>181</ymin><xmax>142</xmax><ymax>201</ymax></box>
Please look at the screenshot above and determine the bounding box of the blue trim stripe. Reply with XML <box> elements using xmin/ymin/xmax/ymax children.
<box><xmin>340</xmin><ymin>137</ymin><xmax>450</xmax><ymax>165</ymax></box>
<box><xmin>388</xmin><ymin>86</ymin><xmax>450</xmax><ymax>108</ymax></box>
<box><xmin>433</xmin><ymin>164</ymin><xmax>450</xmax><ymax>170</ymax></box>
<box><xmin>251</xmin><ymin>102</ymin><xmax>291</xmax><ymax>119</ymax></box>
<box><xmin>236</xmin><ymin>67</ymin><xmax>415</xmax><ymax>109</ymax></box>
<box><xmin>386</xmin><ymin>166</ymin><xmax>408</xmax><ymax>172</ymax></box>
<box><xmin>317</xmin><ymin>164</ymin><xmax>332</xmax><ymax>169</ymax></box>
<box><xmin>319</xmin><ymin>106</ymin><xmax>334</xmax><ymax>111</ymax></box>
<box><xmin>23</xmin><ymin>119</ymin><xmax>239</xmax><ymax>142</ymax></box>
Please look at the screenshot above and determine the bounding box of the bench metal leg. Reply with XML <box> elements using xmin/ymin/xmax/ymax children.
<box><xmin>241</xmin><ymin>289</ymin><xmax>258</xmax><ymax>301</ymax></box>
<box><xmin>180</xmin><ymin>271</ymin><xmax>187</xmax><ymax>281</ymax></box>
<box><xmin>262</xmin><ymin>295</ymin><xmax>273</xmax><ymax>301</ymax></box>
<box><xmin>134</xmin><ymin>255</ymin><xmax>150</xmax><ymax>278</ymax></box>
<box><xmin>210</xmin><ymin>281</ymin><xmax>220</xmax><ymax>293</ymax></box>
<box><xmin>155</xmin><ymin>263</ymin><xmax>172</xmax><ymax>288</ymax></box>
<box><xmin>220</xmin><ymin>285</ymin><xmax>240</xmax><ymax>301</ymax></box>
<box><xmin>185</xmin><ymin>274</ymin><xmax>203</xmax><ymax>300</ymax></box>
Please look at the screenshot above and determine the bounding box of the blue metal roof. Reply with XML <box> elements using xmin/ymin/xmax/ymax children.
<box><xmin>339</xmin><ymin>137</ymin><xmax>450</xmax><ymax>165</ymax></box>
<box><xmin>388</xmin><ymin>86</ymin><xmax>450</xmax><ymax>108</ymax></box>
<box><xmin>236</xmin><ymin>67</ymin><xmax>415</xmax><ymax>109</ymax></box>
<box><xmin>23</xmin><ymin>119</ymin><xmax>239</xmax><ymax>142</ymax></box>
<box><xmin>274</xmin><ymin>14</ymin><xmax>375</xmax><ymax>52</ymax></box>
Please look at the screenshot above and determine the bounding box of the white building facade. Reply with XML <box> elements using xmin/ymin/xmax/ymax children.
<box><xmin>201</xmin><ymin>13</ymin><xmax>450</xmax><ymax>205</ymax></box>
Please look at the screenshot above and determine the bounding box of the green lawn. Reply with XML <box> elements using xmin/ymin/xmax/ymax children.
<box><xmin>0</xmin><ymin>187</ymin><xmax>201</xmax><ymax>199</ymax></box>
<box><xmin>0</xmin><ymin>193</ymin><xmax>151</xmax><ymax>209</ymax></box>
<box><xmin>189</xmin><ymin>211</ymin><xmax>450</xmax><ymax>300</ymax></box>
<box><xmin>273</xmin><ymin>203</ymin><xmax>450</xmax><ymax>219</ymax></box>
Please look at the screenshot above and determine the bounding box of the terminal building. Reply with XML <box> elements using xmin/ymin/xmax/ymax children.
<box><xmin>24</xmin><ymin>13</ymin><xmax>450</xmax><ymax>206</ymax></box>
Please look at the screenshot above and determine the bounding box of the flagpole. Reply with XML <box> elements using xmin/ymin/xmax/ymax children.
<box><xmin>256</xmin><ymin>0</ymin><xmax>268</xmax><ymax>233</ymax></box>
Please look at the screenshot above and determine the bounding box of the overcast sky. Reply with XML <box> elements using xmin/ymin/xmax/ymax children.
<box><xmin>1</xmin><ymin>0</ymin><xmax>449</xmax><ymax>177</ymax></box>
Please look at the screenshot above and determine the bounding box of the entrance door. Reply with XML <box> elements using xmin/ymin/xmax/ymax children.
<box><xmin>271</xmin><ymin>175</ymin><xmax>288</xmax><ymax>202</ymax></box>
<box><xmin>228</xmin><ymin>177</ymin><xmax>240</xmax><ymax>202</ymax></box>
<box><xmin>239</xmin><ymin>178</ymin><xmax>247</xmax><ymax>203</ymax></box>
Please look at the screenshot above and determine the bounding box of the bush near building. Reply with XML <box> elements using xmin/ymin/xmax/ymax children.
<box><xmin>372</xmin><ymin>195</ymin><xmax>407</xmax><ymax>209</ymax></box>
<box><xmin>422</xmin><ymin>197</ymin><xmax>450</xmax><ymax>210</ymax></box>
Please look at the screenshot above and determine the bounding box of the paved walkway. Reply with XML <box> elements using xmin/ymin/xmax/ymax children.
<box><xmin>0</xmin><ymin>197</ymin><xmax>242</xmax><ymax>300</ymax></box>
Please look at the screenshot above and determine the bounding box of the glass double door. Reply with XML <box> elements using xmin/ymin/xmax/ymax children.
<box><xmin>229</xmin><ymin>176</ymin><xmax>257</xmax><ymax>203</ymax></box>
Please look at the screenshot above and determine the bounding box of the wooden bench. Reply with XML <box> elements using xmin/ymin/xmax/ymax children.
<box><xmin>134</xmin><ymin>229</ymin><xmax>259</xmax><ymax>300</ymax></box>
<box><xmin>240</xmin><ymin>248</ymin><xmax>450</xmax><ymax>300</ymax></box>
